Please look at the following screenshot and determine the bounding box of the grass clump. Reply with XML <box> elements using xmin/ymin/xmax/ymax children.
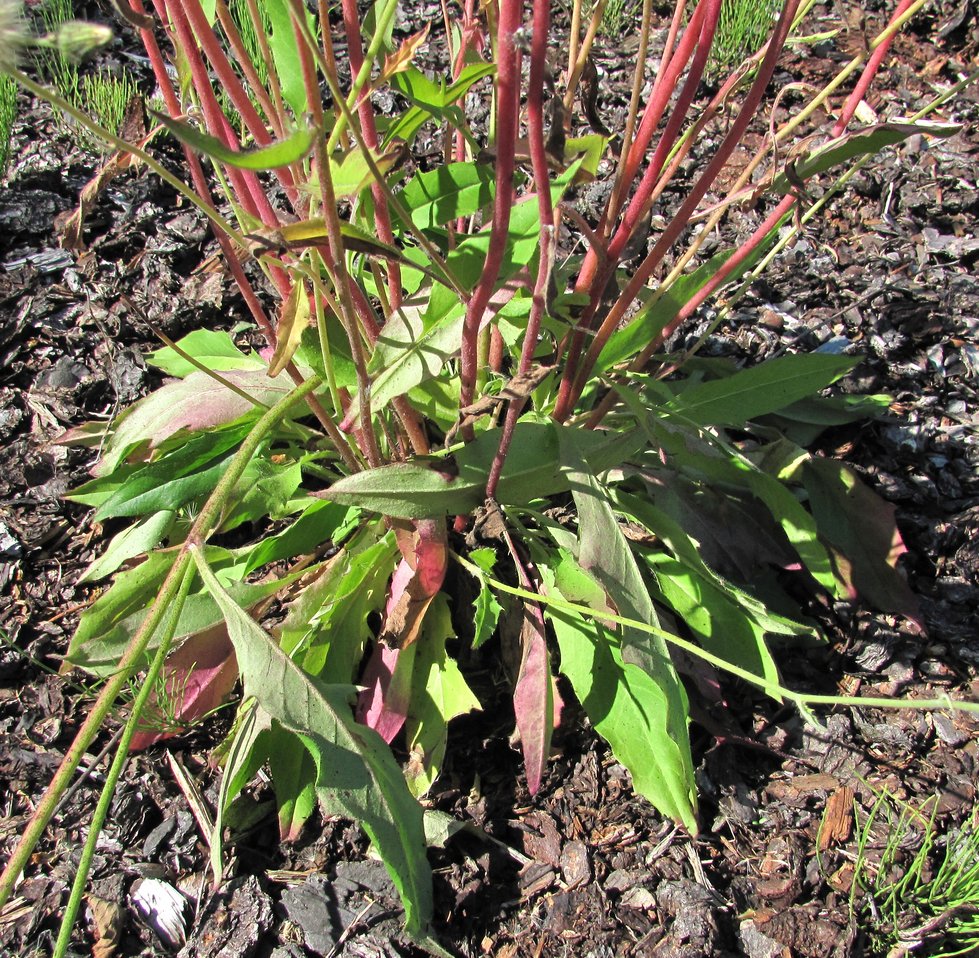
<box><xmin>853</xmin><ymin>792</ymin><xmax>979</xmax><ymax>957</ymax></box>
<box><xmin>0</xmin><ymin>72</ymin><xmax>15</xmax><ymax>175</ymax></box>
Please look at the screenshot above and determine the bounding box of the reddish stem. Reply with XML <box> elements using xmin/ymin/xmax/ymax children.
<box><xmin>486</xmin><ymin>0</ymin><xmax>554</xmax><ymax>498</ymax></box>
<box><xmin>459</xmin><ymin>0</ymin><xmax>523</xmax><ymax>420</ymax></box>
<box><xmin>554</xmin><ymin>0</ymin><xmax>711</xmax><ymax>415</ymax></box>
<box><xmin>832</xmin><ymin>0</ymin><xmax>916</xmax><ymax>136</ymax></box>
<box><xmin>340</xmin><ymin>0</ymin><xmax>403</xmax><ymax>310</ymax></box>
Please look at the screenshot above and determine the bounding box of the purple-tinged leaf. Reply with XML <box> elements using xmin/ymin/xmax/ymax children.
<box><xmin>96</xmin><ymin>370</ymin><xmax>293</xmax><ymax>476</ymax></box>
<box><xmin>357</xmin><ymin>521</ymin><xmax>447</xmax><ymax>743</ymax></box>
<box><xmin>512</xmin><ymin>601</ymin><xmax>556</xmax><ymax>796</ymax></box>
<box><xmin>129</xmin><ymin>625</ymin><xmax>238</xmax><ymax>751</ymax></box>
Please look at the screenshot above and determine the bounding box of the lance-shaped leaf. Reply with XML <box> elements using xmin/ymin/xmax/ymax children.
<box><xmin>404</xmin><ymin>595</ymin><xmax>480</xmax><ymax>798</ymax></box>
<box><xmin>512</xmin><ymin>600</ymin><xmax>555</xmax><ymax>795</ymax></box>
<box><xmin>544</xmin><ymin>555</ymin><xmax>698</xmax><ymax>834</ymax></box>
<box><xmin>555</xmin><ymin>430</ymin><xmax>697</xmax><ymax>831</ymax></box>
<box><xmin>192</xmin><ymin>549</ymin><xmax>433</xmax><ymax>934</ymax></box>
<box><xmin>150</xmin><ymin>110</ymin><xmax>316</xmax><ymax>170</ymax></box>
<box><xmin>665</xmin><ymin>353</ymin><xmax>858</xmax><ymax>427</ymax></box>
<box><xmin>322</xmin><ymin>421</ymin><xmax>644</xmax><ymax>519</ymax></box>
<box><xmin>268</xmin><ymin>280</ymin><xmax>310</xmax><ymax>377</ymax></box>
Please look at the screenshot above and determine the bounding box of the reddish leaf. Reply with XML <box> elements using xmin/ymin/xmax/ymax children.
<box><xmin>130</xmin><ymin>626</ymin><xmax>238</xmax><ymax>751</ymax></box>
<box><xmin>513</xmin><ymin>601</ymin><xmax>559</xmax><ymax>795</ymax></box>
<box><xmin>356</xmin><ymin>640</ymin><xmax>417</xmax><ymax>744</ymax></box>
<box><xmin>357</xmin><ymin>520</ymin><xmax>448</xmax><ymax>742</ymax></box>
<box><xmin>381</xmin><ymin>24</ymin><xmax>431</xmax><ymax>82</ymax></box>
<box><xmin>803</xmin><ymin>458</ymin><xmax>924</xmax><ymax>633</ymax></box>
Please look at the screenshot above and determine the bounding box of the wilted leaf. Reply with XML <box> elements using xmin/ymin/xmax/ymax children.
<box><xmin>380</xmin><ymin>24</ymin><xmax>430</xmax><ymax>82</ymax></box>
<box><xmin>512</xmin><ymin>600</ymin><xmax>555</xmax><ymax>795</ymax></box>
<box><xmin>268</xmin><ymin>280</ymin><xmax>311</xmax><ymax>377</ymax></box>
<box><xmin>771</xmin><ymin>121</ymin><xmax>961</xmax><ymax>195</ymax></box>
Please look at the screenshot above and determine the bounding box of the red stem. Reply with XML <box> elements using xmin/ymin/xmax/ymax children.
<box><xmin>459</xmin><ymin>0</ymin><xmax>523</xmax><ymax>420</ymax></box>
<box><xmin>554</xmin><ymin>0</ymin><xmax>712</xmax><ymax>416</ymax></box>
<box><xmin>486</xmin><ymin>0</ymin><xmax>553</xmax><ymax>498</ymax></box>
<box><xmin>340</xmin><ymin>0</ymin><xmax>403</xmax><ymax>311</ymax></box>
<box><xmin>832</xmin><ymin>0</ymin><xmax>916</xmax><ymax>136</ymax></box>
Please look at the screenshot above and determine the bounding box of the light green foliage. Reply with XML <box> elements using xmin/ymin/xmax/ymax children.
<box><xmin>38</xmin><ymin>0</ymin><xmax>138</xmax><ymax>149</ymax></box>
<box><xmin>0</xmin><ymin>73</ymin><xmax>15</xmax><ymax>176</ymax></box>
<box><xmin>710</xmin><ymin>0</ymin><xmax>781</xmax><ymax>75</ymax></box>
<box><xmin>598</xmin><ymin>0</ymin><xmax>639</xmax><ymax>36</ymax></box>
<box><xmin>852</xmin><ymin>792</ymin><xmax>979</xmax><ymax>956</ymax></box>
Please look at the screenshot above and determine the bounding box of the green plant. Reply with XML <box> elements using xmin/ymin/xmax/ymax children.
<box><xmin>0</xmin><ymin>71</ymin><xmax>14</xmax><ymax>175</ymax></box>
<box><xmin>1</xmin><ymin>0</ymin><xmax>974</xmax><ymax>951</ymax></box>
<box><xmin>37</xmin><ymin>0</ymin><xmax>134</xmax><ymax>147</ymax></box>
<box><xmin>708</xmin><ymin>0</ymin><xmax>781</xmax><ymax>75</ymax></box>
<box><xmin>852</xmin><ymin>792</ymin><xmax>979</xmax><ymax>957</ymax></box>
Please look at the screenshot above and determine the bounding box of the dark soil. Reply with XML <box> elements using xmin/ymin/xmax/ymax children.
<box><xmin>1</xmin><ymin>3</ymin><xmax>978</xmax><ymax>957</ymax></box>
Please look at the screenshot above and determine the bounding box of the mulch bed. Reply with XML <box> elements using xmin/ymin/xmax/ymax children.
<box><xmin>1</xmin><ymin>2</ymin><xmax>978</xmax><ymax>956</ymax></box>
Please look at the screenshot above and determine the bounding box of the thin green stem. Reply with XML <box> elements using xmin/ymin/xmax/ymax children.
<box><xmin>53</xmin><ymin>562</ymin><xmax>197</xmax><ymax>958</ymax></box>
<box><xmin>451</xmin><ymin>551</ymin><xmax>979</xmax><ymax>719</ymax></box>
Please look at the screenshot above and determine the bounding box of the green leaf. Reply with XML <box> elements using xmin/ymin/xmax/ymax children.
<box><xmin>666</xmin><ymin>353</ymin><xmax>858</xmax><ymax>426</ymax></box>
<box><xmin>211</xmin><ymin>701</ymin><xmax>272</xmax><ymax>885</ymax></box>
<box><xmin>192</xmin><ymin>549</ymin><xmax>433</xmax><ymax>934</ymax></box>
<box><xmin>89</xmin><ymin>421</ymin><xmax>255</xmax><ymax>520</ymax></box>
<box><xmin>597</xmin><ymin>252</ymin><xmax>741</xmax><ymax>371</ymax></box>
<box><xmin>80</xmin><ymin>510</ymin><xmax>176</xmax><ymax>583</ymax></box>
<box><xmin>553</xmin><ymin>433</ymin><xmax>697</xmax><ymax>831</ymax></box>
<box><xmin>644</xmin><ymin>553</ymin><xmax>780</xmax><ymax>687</ymax></box>
<box><xmin>150</xmin><ymin>110</ymin><xmax>316</xmax><ymax>170</ymax></box>
<box><xmin>399</xmin><ymin>162</ymin><xmax>496</xmax><ymax>230</ymax></box>
<box><xmin>94</xmin><ymin>370</ymin><xmax>293</xmax><ymax>476</ymax></box>
<box><xmin>146</xmin><ymin>330</ymin><xmax>263</xmax><ymax>377</ymax></box>
<box><xmin>468</xmin><ymin>548</ymin><xmax>502</xmax><ymax>650</ymax></box>
<box><xmin>277</xmin><ymin>530</ymin><xmax>398</xmax><ymax>679</ymax></box>
<box><xmin>68</xmin><ymin>551</ymin><xmax>309</xmax><ymax>675</ymax></box>
<box><xmin>322</xmin><ymin>422</ymin><xmax>644</xmax><ymax>519</ymax></box>
<box><xmin>221</xmin><ymin>453</ymin><xmax>304</xmax><ymax>532</ymax></box>
<box><xmin>617</xmin><ymin>491</ymin><xmax>819</xmax><ymax>641</ymax></box>
<box><xmin>260</xmin><ymin>0</ymin><xmax>313</xmax><ymax>114</ymax></box>
<box><xmin>241</xmin><ymin>499</ymin><xmax>359</xmax><ymax>575</ymax></box>
<box><xmin>404</xmin><ymin>595</ymin><xmax>480</xmax><ymax>798</ymax></box>
<box><xmin>545</xmin><ymin>558</ymin><xmax>697</xmax><ymax>833</ymax></box>
<box><xmin>363</xmin><ymin>298</ymin><xmax>465</xmax><ymax>422</ymax></box>
<box><xmin>269</xmin><ymin>724</ymin><xmax>319</xmax><ymax>841</ymax></box>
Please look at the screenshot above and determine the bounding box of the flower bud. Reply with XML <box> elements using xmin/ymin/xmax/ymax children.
<box><xmin>55</xmin><ymin>20</ymin><xmax>113</xmax><ymax>64</ymax></box>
